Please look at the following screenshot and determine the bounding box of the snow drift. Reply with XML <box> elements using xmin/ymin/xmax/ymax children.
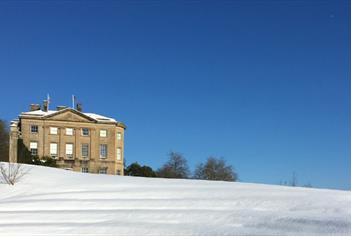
<box><xmin>0</xmin><ymin>164</ymin><xmax>350</xmax><ymax>236</ymax></box>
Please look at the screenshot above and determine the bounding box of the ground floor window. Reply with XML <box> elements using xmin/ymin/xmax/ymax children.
<box><xmin>66</xmin><ymin>143</ymin><xmax>73</xmax><ymax>159</ymax></box>
<box><xmin>81</xmin><ymin>143</ymin><xmax>89</xmax><ymax>158</ymax></box>
<box><xmin>116</xmin><ymin>147</ymin><xmax>121</xmax><ymax>160</ymax></box>
<box><xmin>99</xmin><ymin>168</ymin><xmax>107</xmax><ymax>174</ymax></box>
<box><xmin>116</xmin><ymin>170</ymin><xmax>121</xmax><ymax>175</ymax></box>
<box><xmin>50</xmin><ymin>143</ymin><xmax>58</xmax><ymax>158</ymax></box>
<box><xmin>81</xmin><ymin>167</ymin><xmax>89</xmax><ymax>173</ymax></box>
<box><xmin>30</xmin><ymin>142</ymin><xmax>38</xmax><ymax>156</ymax></box>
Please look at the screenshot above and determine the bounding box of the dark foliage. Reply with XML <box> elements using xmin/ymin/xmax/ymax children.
<box><xmin>125</xmin><ymin>162</ymin><xmax>157</xmax><ymax>177</ymax></box>
<box><xmin>31</xmin><ymin>155</ymin><xmax>58</xmax><ymax>168</ymax></box>
<box><xmin>194</xmin><ymin>157</ymin><xmax>237</xmax><ymax>182</ymax></box>
<box><xmin>0</xmin><ymin>120</ymin><xmax>9</xmax><ymax>162</ymax></box>
<box><xmin>157</xmin><ymin>151</ymin><xmax>190</xmax><ymax>179</ymax></box>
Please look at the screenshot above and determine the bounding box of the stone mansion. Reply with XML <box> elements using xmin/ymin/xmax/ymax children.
<box><xmin>9</xmin><ymin>101</ymin><xmax>126</xmax><ymax>175</ymax></box>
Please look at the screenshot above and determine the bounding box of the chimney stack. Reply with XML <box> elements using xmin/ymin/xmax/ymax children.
<box><xmin>42</xmin><ymin>100</ymin><xmax>48</xmax><ymax>112</ymax></box>
<box><xmin>30</xmin><ymin>104</ymin><xmax>41</xmax><ymax>111</ymax></box>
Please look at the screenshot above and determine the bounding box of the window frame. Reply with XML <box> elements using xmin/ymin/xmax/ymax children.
<box><xmin>66</xmin><ymin>128</ymin><xmax>74</xmax><ymax>136</ymax></box>
<box><xmin>116</xmin><ymin>147</ymin><xmax>122</xmax><ymax>160</ymax></box>
<box><xmin>81</xmin><ymin>128</ymin><xmax>89</xmax><ymax>136</ymax></box>
<box><xmin>100</xmin><ymin>144</ymin><xmax>107</xmax><ymax>159</ymax></box>
<box><xmin>50</xmin><ymin>143</ymin><xmax>58</xmax><ymax>158</ymax></box>
<box><xmin>81</xmin><ymin>143</ymin><xmax>89</xmax><ymax>158</ymax></box>
<box><xmin>117</xmin><ymin>132</ymin><xmax>122</xmax><ymax>140</ymax></box>
<box><xmin>81</xmin><ymin>167</ymin><xmax>89</xmax><ymax>173</ymax></box>
<box><xmin>99</xmin><ymin>168</ymin><xmax>107</xmax><ymax>174</ymax></box>
<box><xmin>30</xmin><ymin>141</ymin><xmax>38</xmax><ymax>156</ymax></box>
<box><xmin>65</xmin><ymin>143</ymin><xmax>74</xmax><ymax>158</ymax></box>
<box><xmin>50</xmin><ymin>127</ymin><xmax>58</xmax><ymax>135</ymax></box>
<box><xmin>31</xmin><ymin>125</ymin><xmax>39</xmax><ymax>133</ymax></box>
<box><xmin>100</xmin><ymin>129</ymin><xmax>107</xmax><ymax>137</ymax></box>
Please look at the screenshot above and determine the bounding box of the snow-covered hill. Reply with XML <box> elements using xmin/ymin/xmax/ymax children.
<box><xmin>0</xmin><ymin>164</ymin><xmax>350</xmax><ymax>236</ymax></box>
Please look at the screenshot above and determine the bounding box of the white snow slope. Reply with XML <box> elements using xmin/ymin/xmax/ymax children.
<box><xmin>0</xmin><ymin>164</ymin><xmax>350</xmax><ymax>236</ymax></box>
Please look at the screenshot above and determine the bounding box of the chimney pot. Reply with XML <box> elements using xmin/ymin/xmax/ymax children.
<box><xmin>30</xmin><ymin>104</ymin><xmax>41</xmax><ymax>111</ymax></box>
<box><xmin>76</xmin><ymin>103</ymin><xmax>83</xmax><ymax>112</ymax></box>
<box><xmin>42</xmin><ymin>100</ymin><xmax>48</xmax><ymax>112</ymax></box>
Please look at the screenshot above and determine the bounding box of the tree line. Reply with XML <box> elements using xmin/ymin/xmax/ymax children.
<box><xmin>125</xmin><ymin>151</ymin><xmax>238</xmax><ymax>182</ymax></box>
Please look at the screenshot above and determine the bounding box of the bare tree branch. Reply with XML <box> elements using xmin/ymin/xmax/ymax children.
<box><xmin>0</xmin><ymin>162</ymin><xmax>29</xmax><ymax>185</ymax></box>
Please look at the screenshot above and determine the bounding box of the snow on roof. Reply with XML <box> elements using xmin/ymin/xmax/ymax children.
<box><xmin>20</xmin><ymin>109</ymin><xmax>117</xmax><ymax>123</ymax></box>
<box><xmin>84</xmin><ymin>113</ymin><xmax>117</xmax><ymax>123</ymax></box>
<box><xmin>21</xmin><ymin>110</ymin><xmax>57</xmax><ymax>116</ymax></box>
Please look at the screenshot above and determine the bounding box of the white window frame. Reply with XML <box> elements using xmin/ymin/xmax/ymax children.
<box><xmin>50</xmin><ymin>143</ymin><xmax>58</xmax><ymax>157</ymax></box>
<box><xmin>66</xmin><ymin>128</ymin><xmax>73</xmax><ymax>136</ymax></box>
<box><xmin>50</xmin><ymin>127</ymin><xmax>58</xmax><ymax>135</ymax></box>
<box><xmin>30</xmin><ymin>142</ymin><xmax>38</xmax><ymax>149</ymax></box>
<box><xmin>116</xmin><ymin>147</ymin><xmax>122</xmax><ymax>160</ymax></box>
<box><xmin>65</xmin><ymin>143</ymin><xmax>74</xmax><ymax>158</ymax></box>
<box><xmin>100</xmin><ymin>129</ymin><xmax>107</xmax><ymax>137</ymax></box>
<box><xmin>30</xmin><ymin>141</ymin><xmax>38</xmax><ymax>156</ymax></box>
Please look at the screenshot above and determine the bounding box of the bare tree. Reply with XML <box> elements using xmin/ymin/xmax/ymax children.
<box><xmin>157</xmin><ymin>151</ymin><xmax>190</xmax><ymax>179</ymax></box>
<box><xmin>290</xmin><ymin>171</ymin><xmax>298</xmax><ymax>187</ymax></box>
<box><xmin>0</xmin><ymin>162</ymin><xmax>27</xmax><ymax>185</ymax></box>
<box><xmin>194</xmin><ymin>157</ymin><xmax>237</xmax><ymax>181</ymax></box>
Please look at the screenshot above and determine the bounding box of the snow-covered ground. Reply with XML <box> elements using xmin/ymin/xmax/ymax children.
<box><xmin>0</xmin><ymin>164</ymin><xmax>350</xmax><ymax>236</ymax></box>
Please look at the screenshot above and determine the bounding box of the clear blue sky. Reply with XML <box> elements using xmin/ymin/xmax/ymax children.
<box><xmin>0</xmin><ymin>1</ymin><xmax>350</xmax><ymax>190</ymax></box>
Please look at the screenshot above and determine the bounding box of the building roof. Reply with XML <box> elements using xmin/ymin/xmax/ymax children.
<box><xmin>19</xmin><ymin>108</ymin><xmax>125</xmax><ymax>127</ymax></box>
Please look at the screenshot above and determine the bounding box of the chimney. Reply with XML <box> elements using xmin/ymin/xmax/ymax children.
<box><xmin>42</xmin><ymin>100</ymin><xmax>48</xmax><ymax>112</ymax></box>
<box><xmin>56</xmin><ymin>106</ymin><xmax>67</xmax><ymax>111</ymax></box>
<box><xmin>30</xmin><ymin>104</ymin><xmax>41</xmax><ymax>111</ymax></box>
<box><xmin>76</xmin><ymin>102</ymin><xmax>83</xmax><ymax>112</ymax></box>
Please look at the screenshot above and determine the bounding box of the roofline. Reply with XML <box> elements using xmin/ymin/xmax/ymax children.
<box><xmin>19</xmin><ymin>108</ymin><xmax>126</xmax><ymax>127</ymax></box>
<box><xmin>44</xmin><ymin>108</ymin><xmax>97</xmax><ymax>122</ymax></box>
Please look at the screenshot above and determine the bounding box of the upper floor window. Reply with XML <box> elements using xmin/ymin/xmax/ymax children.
<box><xmin>100</xmin><ymin>144</ymin><xmax>107</xmax><ymax>159</ymax></box>
<box><xmin>116</xmin><ymin>147</ymin><xmax>122</xmax><ymax>161</ymax></box>
<box><xmin>30</xmin><ymin>142</ymin><xmax>38</xmax><ymax>156</ymax></box>
<box><xmin>50</xmin><ymin>143</ymin><xmax>58</xmax><ymax>158</ymax></box>
<box><xmin>81</xmin><ymin>143</ymin><xmax>89</xmax><ymax>158</ymax></box>
<box><xmin>65</xmin><ymin>143</ymin><xmax>73</xmax><ymax>158</ymax></box>
<box><xmin>117</xmin><ymin>132</ymin><xmax>122</xmax><ymax>140</ymax></box>
<box><xmin>31</xmin><ymin>125</ymin><xmax>38</xmax><ymax>133</ymax></box>
<box><xmin>50</xmin><ymin>127</ymin><xmax>58</xmax><ymax>135</ymax></box>
<box><xmin>82</xmin><ymin>128</ymin><xmax>89</xmax><ymax>136</ymax></box>
<box><xmin>66</xmin><ymin>128</ymin><xmax>73</xmax><ymax>136</ymax></box>
<box><xmin>100</xmin><ymin>129</ymin><xmax>107</xmax><ymax>137</ymax></box>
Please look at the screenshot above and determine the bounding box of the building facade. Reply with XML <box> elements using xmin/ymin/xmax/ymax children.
<box><xmin>9</xmin><ymin>103</ymin><xmax>126</xmax><ymax>175</ymax></box>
